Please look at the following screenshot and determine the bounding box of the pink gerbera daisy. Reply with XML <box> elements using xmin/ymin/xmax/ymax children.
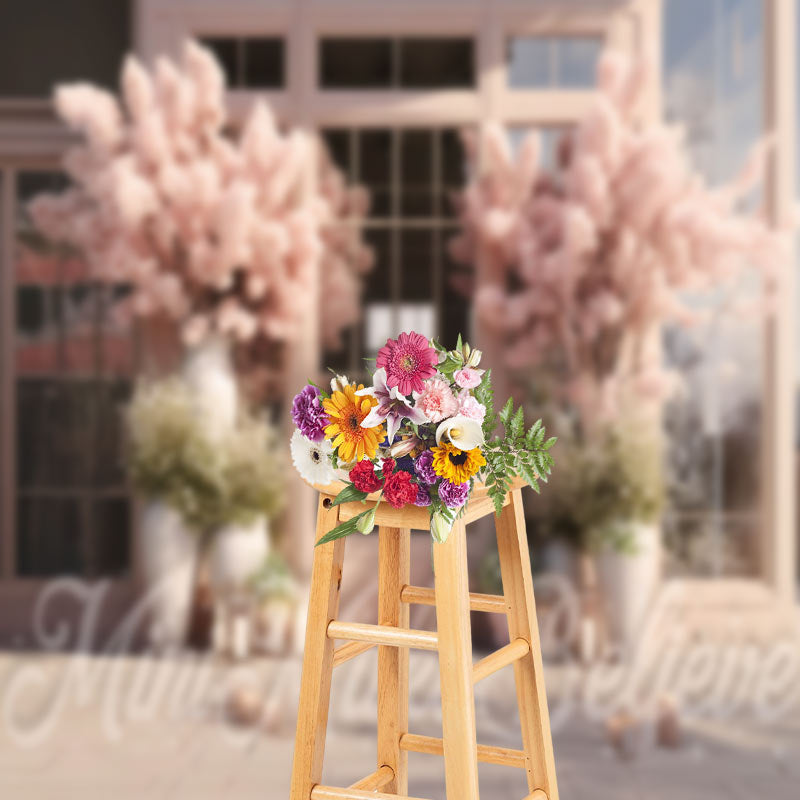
<box><xmin>376</xmin><ymin>331</ymin><xmax>438</xmax><ymax>395</ymax></box>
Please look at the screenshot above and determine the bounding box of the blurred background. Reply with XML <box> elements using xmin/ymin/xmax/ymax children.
<box><xmin>0</xmin><ymin>1</ymin><xmax>799</xmax><ymax>798</ymax></box>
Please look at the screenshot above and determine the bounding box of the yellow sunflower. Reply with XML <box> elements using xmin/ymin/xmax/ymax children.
<box><xmin>323</xmin><ymin>383</ymin><xmax>384</xmax><ymax>463</ymax></box>
<box><xmin>431</xmin><ymin>443</ymin><xmax>486</xmax><ymax>484</ymax></box>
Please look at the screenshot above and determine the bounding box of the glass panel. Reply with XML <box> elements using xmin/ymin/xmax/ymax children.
<box><xmin>439</xmin><ymin>226</ymin><xmax>469</xmax><ymax>349</ymax></box>
<box><xmin>440</xmin><ymin>128</ymin><xmax>466</xmax><ymax>217</ymax></box>
<box><xmin>319</xmin><ymin>38</ymin><xmax>393</xmax><ymax>89</ymax></box>
<box><xmin>200</xmin><ymin>37</ymin><xmax>240</xmax><ymax>86</ymax></box>
<box><xmin>400</xmin><ymin>130</ymin><xmax>433</xmax><ymax>217</ymax></box>
<box><xmin>14</xmin><ymin>170</ymin><xmax>133</xmax><ymax>578</ymax></box>
<box><xmin>17</xmin><ymin>496</ymin><xmax>83</xmax><ymax>577</ymax></box>
<box><xmin>399</xmin><ymin>229</ymin><xmax>434</xmax><ymax>301</ymax></box>
<box><xmin>507</xmin><ymin>36</ymin><xmax>602</xmax><ymax>89</ymax></box>
<box><xmin>363</xmin><ymin>227</ymin><xmax>392</xmax><ymax>303</ymax></box>
<box><xmin>359</xmin><ymin>130</ymin><xmax>393</xmax><ymax>218</ymax></box>
<box><xmin>0</xmin><ymin>0</ymin><xmax>131</xmax><ymax>96</ymax></box>
<box><xmin>91</xmin><ymin>498</ymin><xmax>130</xmax><ymax>576</ymax></box>
<box><xmin>662</xmin><ymin>0</ymin><xmax>765</xmax><ymax>578</ymax></box>
<box><xmin>399</xmin><ymin>38</ymin><xmax>474</xmax><ymax>88</ymax></box>
<box><xmin>322</xmin><ymin>129</ymin><xmax>352</xmax><ymax>180</ymax></box>
<box><xmin>244</xmin><ymin>37</ymin><xmax>285</xmax><ymax>88</ymax></box>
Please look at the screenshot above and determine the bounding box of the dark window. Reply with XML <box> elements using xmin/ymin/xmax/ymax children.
<box><xmin>13</xmin><ymin>171</ymin><xmax>133</xmax><ymax>578</ymax></box>
<box><xmin>200</xmin><ymin>36</ymin><xmax>285</xmax><ymax>88</ymax></box>
<box><xmin>321</xmin><ymin>128</ymin><xmax>469</xmax><ymax>373</ymax></box>
<box><xmin>320</xmin><ymin>37</ymin><xmax>474</xmax><ymax>89</ymax></box>
<box><xmin>399</xmin><ymin>38</ymin><xmax>474</xmax><ymax>88</ymax></box>
<box><xmin>0</xmin><ymin>0</ymin><xmax>131</xmax><ymax>96</ymax></box>
<box><xmin>320</xmin><ymin>38</ymin><xmax>393</xmax><ymax>89</ymax></box>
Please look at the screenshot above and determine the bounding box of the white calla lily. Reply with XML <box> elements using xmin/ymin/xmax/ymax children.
<box><xmin>435</xmin><ymin>415</ymin><xmax>484</xmax><ymax>451</ymax></box>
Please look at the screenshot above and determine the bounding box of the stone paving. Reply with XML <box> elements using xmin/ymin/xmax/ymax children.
<box><xmin>0</xmin><ymin>652</ymin><xmax>798</xmax><ymax>800</ymax></box>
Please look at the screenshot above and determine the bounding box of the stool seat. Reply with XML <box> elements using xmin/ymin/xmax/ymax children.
<box><xmin>289</xmin><ymin>484</ymin><xmax>559</xmax><ymax>800</ymax></box>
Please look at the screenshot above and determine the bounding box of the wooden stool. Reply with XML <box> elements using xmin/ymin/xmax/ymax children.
<box><xmin>290</xmin><ymin>480</ymin><xmax>559</xmax><ymax>800</ymax></box>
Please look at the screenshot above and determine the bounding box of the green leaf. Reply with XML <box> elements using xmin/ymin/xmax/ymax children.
<box><xmin>316</xmin><ymin>508</ymin><xmax>374</xmax><ymax>545</ymax></box>
<box><xmin>542</xmin><ymin>436</ymin><xmax>557</xmax><ymax>450</ymax></box>
<box><xmin>499</xmin><ymin>397</ymin><xmax>514</xmax><ymax>428</ymax></box>
<box><xmin>510</xmin><ymin>405</ymin><xmax>525</xmax><ymax>439</ymax></box>
<box><xmin>331</xmin><ymin>484</ymin><xmax>369</xmax><ymax>506</ymax></box>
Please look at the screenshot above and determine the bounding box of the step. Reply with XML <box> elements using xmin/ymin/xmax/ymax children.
<box><xmin>400</xmin><ymin>584</ymin><xmax>508</xmax><ymax>614</ymax></box>
<box><xmin>311</xmin><ymin>787</ymin><xmax>430</xmax><ymax>800</ymax></box>
<box><xmin>327</xmin><ymin>620</ymin><xmax>439</xmax><ymax>651</ymax></box>
<box><xmin>472</xmin><ymin>637</ymin><xmax>530</xmax><ymax>683</ymax></box>
<box><xmin>399</xmin><ymin>732</ymin><xmax>527</xmax><ymax>769</ymax></box>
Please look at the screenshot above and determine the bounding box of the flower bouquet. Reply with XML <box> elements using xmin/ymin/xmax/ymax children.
<box><xmin>290</xmin><ymin>332</ymin><xmax>556</xmax><ymax>544</ymax></box>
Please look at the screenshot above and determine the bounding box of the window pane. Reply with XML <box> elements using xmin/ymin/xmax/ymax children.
<box><xmin>14</xmin><ymin>171</ymin><xmax>133</xmax><ymax>578</ymax></box>
<box><xmin>362</xmin><ymin>228</ymin><xmax>392</xmax><ymax>302</ymax></box>
<box><xmin>17</xmin><ymin>497</ymin><xmax>83</xmax><ymax>577</ymax></box>
<box><xmin>399</xmin><ymin>38</ymin><xmax>474</xmax><ymax>88</ymax></box>
<box><xmin>440</xmin><ymin>128</ymin><xmax>466</xmax><ymax>217</ymax></box>
<box><xmin>244</xmin><ymin>37</ymin><xmax>285</xmax><ymax>88</ymax></box>
<box><xmin>439</xmin><ymin>227</ymin><xmax>470</xmax><ymax>347</ymax></box>
<box><xmin>400</xmin><ymin>130</ymin><xmax>433</xmax><ymax>217</ymax></box>
<box><xmin>359</xmin><ymin>130</ymin><xmax>393</xmax><ymax>217</ymax></box>
<box><xmin>399</xmin><ymin>229</ymin><xmax>434</xmax><ymax>301</ymax></box>
<box><xmin>322</xmin><ymin>129</ymin><xmax>352</xmax><ymax>179</ymax></box>
<box><xmin>0</xmin><ymin>0</ymin><xmax>130</xmax><ymax>96</ymax></box>
<box><xmin>201</xmin><ymin>37</ymin><xmax>240</xmax><ymax>86</ymax></box>
<box><xmin>320</xmin><ymin>38</ymin><xmax>393</xmax><ymax>88</ymax></box>
<box><xmin>508</xmin><ymin>36</ymin><xmax>601</xmax><ymax>89</ymax></box>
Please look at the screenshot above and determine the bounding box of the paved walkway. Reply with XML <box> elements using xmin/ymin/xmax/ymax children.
<box><xmin>0</xmin><ymin>652</ymin><xmax>798</xmax><ymax>800</ymax></box>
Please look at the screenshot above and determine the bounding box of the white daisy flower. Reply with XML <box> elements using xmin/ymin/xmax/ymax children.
<box><xmin>290</xmin><ymin>430</ymin><xmax>335</xmax><ymax>485</ymax></box>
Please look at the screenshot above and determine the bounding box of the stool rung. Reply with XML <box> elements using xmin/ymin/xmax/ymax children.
<box><xmin>473</xmin><ymin>637</ymin><xmax>530</xmax><ymax>684</ymax></box>
<box><xmin>311</xmin><ymin>787</ymin><xmax>430</xmax><ymax>800</ymax></box>
<box><xmin>399</xmin><ymin>733</ymin><xmax>527</xmax><ymax>769</ymax></box>
<box><xmin>332</xmin><ymin>641</ymin><xmax>375</xmax><ymax>668</ymax></box>
<box><xmin>400</xmin><ymin>584</ymin><xmax>507</xmax><ymax>614</ymax></box>
<box><xmin>348</xmin><ymin>765</ymin><xmax>394</xmax><ymax>790</ymax></box>
<box><xmin>327</xmin><ymin>620</ymin><xmax>438</xmax><ymax>651</ymax></box>
<box><xmin>524</xmin><ymin>792</ymin><xmax>548</xmax><ymax>800</ymax></box>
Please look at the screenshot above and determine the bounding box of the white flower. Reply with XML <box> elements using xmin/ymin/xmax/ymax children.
<box><xmin>290</xmin><ymin>430</ymin><xmax>335</xmax><ymax>485</ymax></box>
<box><xmin>330</xmin><ymin>374</ymin><xmax>349</xmax><ymax>393</ymax></box>
<box><xmin>435</xmin><ymin>415</ymin><xmax>485</xmax><ymax>451</ymax></box>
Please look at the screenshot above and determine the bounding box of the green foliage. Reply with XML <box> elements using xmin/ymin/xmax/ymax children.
<box><xmin>127</xmin><ymin>378</ymin><xmax>284</xmax><ymax>531</ymax></box>
<box><xmin>480</xmin><ymin>393</ymin><xmax>556</xmax><ymax>517</ymax></box>
<box><xmin>331</xmin><ymin>484</ymin><xmax>369</xmax><ymax>506</ymax></box>
<box><xmin>316</xmin><ymin>507</ymin><xmax>375</xmax><ymax>545</ymax></box>
<box><xmin>536</xmin><ymin>424</ymin><xmax>663</xmax><ymax>553</ymax></box>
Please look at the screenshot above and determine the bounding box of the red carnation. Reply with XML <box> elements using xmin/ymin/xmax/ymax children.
<box><xmin>349</xmin><ymin>459</ymin><xmax>384</xmax><ymax>493</ymax></box>
<box><xmin>381</xmin><ymin>458</ymin><xmax>396</xmax><ymax>478</ymax></box>
<box><xmin>383</xmin><ymin>471</ymin><xmax>418</xmax><ymax>509</ymax></box>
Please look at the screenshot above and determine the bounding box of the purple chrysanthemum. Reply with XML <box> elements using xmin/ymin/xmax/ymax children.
<box><xmin>414</xmin><ymin>450</ymin><xmax>437</xmax><ymax>485</ymax></box>
<box><xmin>438</xmin><ymin>479</ymin><xmax>469</xmax><ymax>508</ymax></box>
<box><xmin>291</xmin><ymin>384</ymin><xmax>329</xmax><ymax>442</ymax></box>
<box><xmin>414</xmin><ymin>485</ymin><xmax>432</xmax><ymax>507</ymax></box>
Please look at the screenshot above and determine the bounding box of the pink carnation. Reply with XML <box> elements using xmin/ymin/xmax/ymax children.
<box><xmin>454</xmin><ymin>367</ymin><xmax>484</xmax><ymax>389</ymax></box>
<box><xmin>457</xmin><ymin>392</ymin><xmax>486</xmax><ymax>423</ymax></box>
<box><xmin>416</xmin><ymin>378</ymin><xmax>458</xmax><ymax>423</ymax></box>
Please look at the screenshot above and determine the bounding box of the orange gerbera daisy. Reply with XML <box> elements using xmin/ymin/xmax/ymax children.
<box><xmin>323</xmin><ymin>383</ymin><xmax>384</xmax><ymax>463</ymax></box>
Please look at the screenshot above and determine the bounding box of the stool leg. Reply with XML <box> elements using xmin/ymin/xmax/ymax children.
<box><xmin>290</xmin><ymin>497</ymin><xmax>346</xmax><ymax>800</ymax></box>
<box><xmin>377</xmin><ymin>526</ymin><xmax>411</xmax><ymax>794</ymax></box>
<box><xmin>433</xmin><ymin>520</ymin><xmax>480</xmax><ymax>800</ymax></box>
<box><xmin>495</xmin><ymin>489</ymin><xmax>559</xmax><ymax>800</ymax></box>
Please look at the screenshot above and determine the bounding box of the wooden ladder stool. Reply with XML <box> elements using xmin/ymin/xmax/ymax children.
<box><xmin>290</xmin><ymin>479</ymin><xmax>559</xmax><ymax>800</ymax></box>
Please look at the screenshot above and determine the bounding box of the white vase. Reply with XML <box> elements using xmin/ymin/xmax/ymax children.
<box><xmin>181</xmin><ymin>333</ymin><xmax>237</xmax><ymax>441</ymax></box>
<box><xmin>596</xmin><ymin>522</ymin><xmax>661</xmax><ymax>656</ymax></box>
<box><xmin>208</xmin><ymin>516</ymin><xmax>270</xmax><ymax>658</ymax></box>
<box><xmin>139</xmin><ymin>500</ymin><xmax>198</xmax><ymax>650</ymax></box>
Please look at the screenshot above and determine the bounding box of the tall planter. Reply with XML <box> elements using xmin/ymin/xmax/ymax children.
<box><xmin>139</xmin><ymin>500</ymin><xmax>198</xmax><ymax>650</ymax></box>
<box><xmin>595</xmin><ymin>522</ymin><xmax>661</xmax><ymax>656</ymax></box>
<box><xmin>182</xmin><ymin>334</ymin><xmax>237</xmax><ymax>440</ymax></box>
